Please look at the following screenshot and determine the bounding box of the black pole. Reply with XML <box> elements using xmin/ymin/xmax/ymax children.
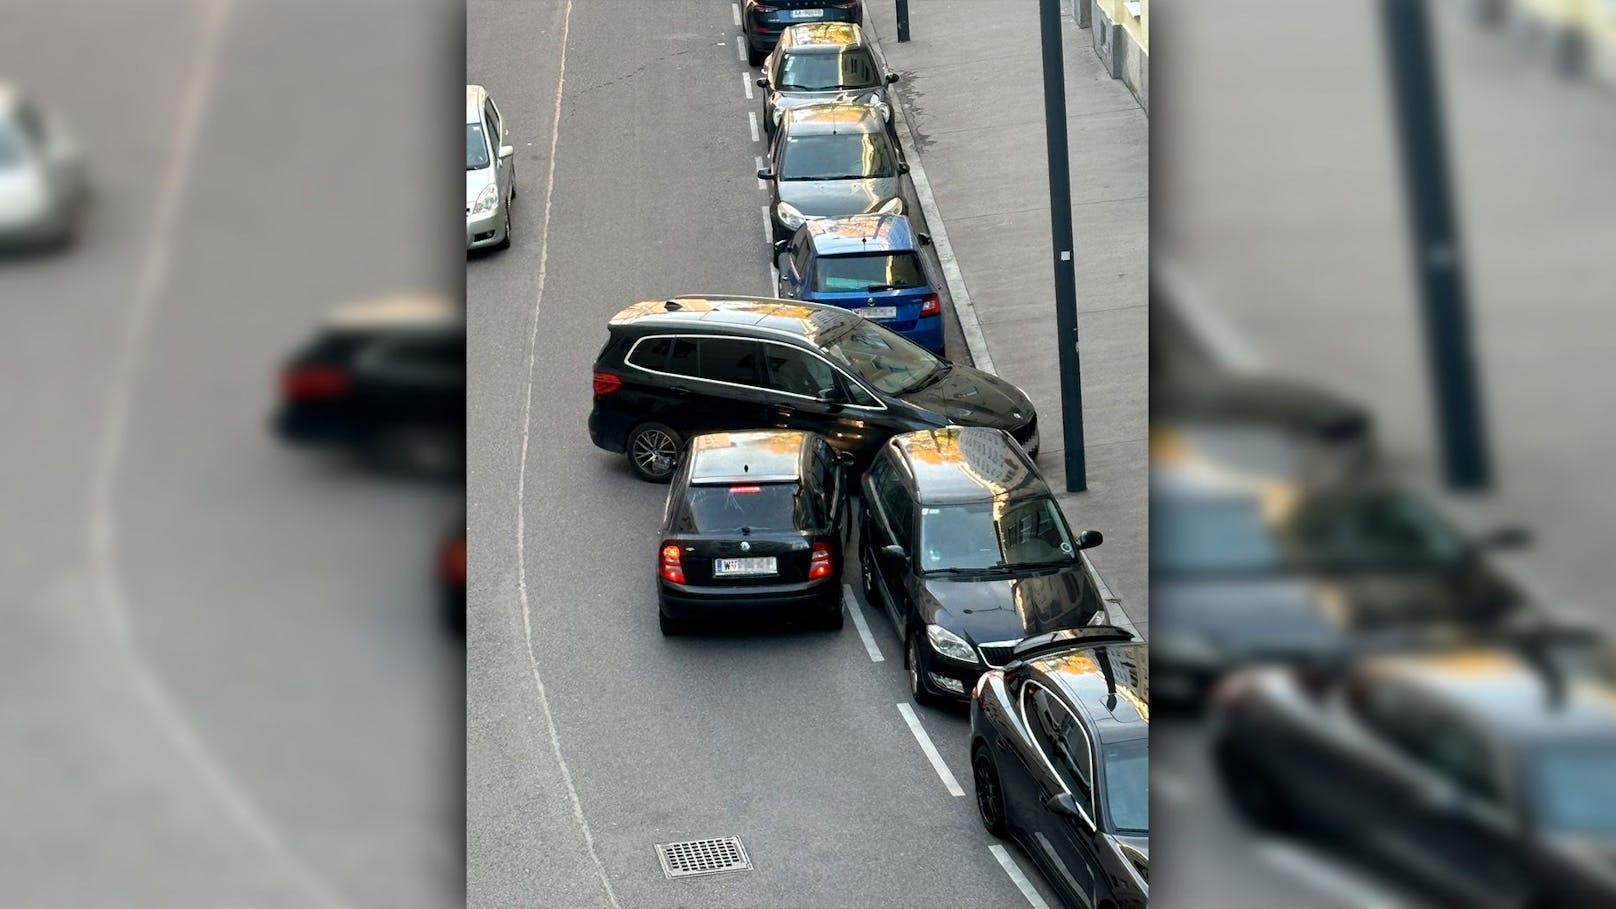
<box><xmin>1038</xmin><ymin>0</ymin><xmax>1086</xmax><ymax>492</ymax></box>
<box><xmin>895</xmin><ymin>0</ymin><xmax>910</xmax><ymax>42</ymax></box>
<box><xmin>1379</xmin><ymin>0</ymin><xmax>1492</xmax><ymax>491</ymax></box>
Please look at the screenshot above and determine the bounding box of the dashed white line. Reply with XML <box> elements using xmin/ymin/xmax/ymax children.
<box><xmin>1257</xmin><ymin>840</ymin><xmax>1405</xmax><ymax>909</ymax></box>
<box><xmin>732</xmin><ymin>2</ymin><xmax>742</xmax><ymax>27</ymax></box>
<box><xmin>844</xmin><ymin>584</ymin><xmax>885</xmax><ymax>662</ymax></box>
<box><xmin>748</xmin><ymin>110</ymin><xmax>760</xmax><ymax>142</ymax></box>
<box><xmin>989</xmin><ymin>845</ymin><xmax>1053</xmax><ymax>909</ymax></box>
<box><xmin>896</xmin><ymin>703</ymin><xmax>965</xmax><ymax>797</ymax></box>
<box><xmin>736</xmin><ymin>38</ymin><xmax>746</xmax><ymax>63</ymax></box>
<box><xmin>743</xmin><ymin>71</ymin><xmax>754</xmax><ymax>100</ymax></box>
<box><xmin>761</xmin><ymin>204</ymin><xmax>778</xmax><ymax>291</ymax></box>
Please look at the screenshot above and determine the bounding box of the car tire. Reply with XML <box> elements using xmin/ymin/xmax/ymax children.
<box><xmin>495</xmin><ymin>204</ymin><xmax>512</xmax><ymax>249</ymax></box>
<box><xmin>972</xmin><ymin>742</ymin><xmax>1009</xmax><ymax>836</ymax></box>
<box><xmin>907</xmin><ymin>631</ymin><xmax>939</xmax><ymax>706</ymax></box>
<box><xmin>748</xmin><ymin>45</ymin><xmax>767</xmax><ymax>67</ymax></box>
<box><xmin>1215</xmin><ymin>740</ymin><xmax>1293</xmax><ymax>832</ymax></box>
<box><xmin>819</xmin><ymin>595</ymin><xmax>845</xmax><ymax>631</ymax></box>
<box><xmin>626</xmin><ymin>422</ymin><xmax>682</xmax><ymax>483</ymax></box>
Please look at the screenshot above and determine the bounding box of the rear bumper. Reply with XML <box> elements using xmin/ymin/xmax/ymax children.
<box><xmin>659</xmin><ymin>576</ymin><xmax>841</xmax><ymax>618</ymax></box>
<box><xmin>273</xmin><ymin>405</ymin><xmax>362</xmax><ymax>449</ymax></box>
<box><xmin>587</xmin><ymin>405</ymin><xmax>629</xmax><ymax>453</ymax></box>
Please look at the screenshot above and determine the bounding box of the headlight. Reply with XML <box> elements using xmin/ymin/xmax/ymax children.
<box><xmin>926</xmin><ymin>624</ymin><xmax>979</xmax><ymax>664</ymax></box>
<box><xmin>775</xmin><ymin>202</ymin><xmax>807</xmax><ymax>230</ymax></box>
<box><xmin>875</xmin><ymin>197</ymin><xmax>904</xmax><ymax>216</ymax></box>
<box><xmin>470</xmin><ymin>183</ymin><xmax>499</xmax><ymax>215</ymax></box>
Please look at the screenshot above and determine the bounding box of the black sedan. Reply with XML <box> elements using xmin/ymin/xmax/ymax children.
<box><xmin>971</xmin><ymin>628</ymin><xmax>1150</xmax><ymax>909</ymax></box>
<box><xmin>656</xmin><ymin>429</ymin><xmax>849</xmax><ymax>634</ymax></box>
<box><xmin>742</xmin><ymin>0</ymin><xmax>862</xmax><ymax>66</ymax></box>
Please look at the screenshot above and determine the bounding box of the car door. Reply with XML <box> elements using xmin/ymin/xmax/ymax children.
<box><xmin>860</xmin><ymin>455</ymin><xmax>915</xmax><ymax>632</ymax></box>
<box><xmin>483</xmin><ymin>99</ymin><xmax>510</xmax><ymax>200</ymax></box>
<box><xmin>758</xmin><ymin>340</ymin><xmax>886</xmax><ymax>457</ymax></box>
<box><xmin>1016</xmin><ymin>682</ymin><xmax>1103</xmax><ymax>907</ymax></box>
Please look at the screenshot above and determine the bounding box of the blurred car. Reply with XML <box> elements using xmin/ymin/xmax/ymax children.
<box><xmin>776</xmin><ymin>214</ymin><xmax>942</xmax><ymax>352</ymax></box>
<box><xmin>970</xmin><ymin>627</ymin><xmax>1149</xmax><ymax>909</ymax></box>
<box><xmin>0</xmin><ymin>83</ymin><xmax>88</xmax><ymax>249</ymax></box>
<box><xmin>859</xmin><ymin>426</ymin><xmax>1106</xmax><ymax>703</ymax></box>
<box><xmin>1150</xmin><ymin>453</ymin><xmax>1529</xmax><ymax>708</ymax></box>
<box><xmin>759</xmin><ymin>103</ymin><xmax>905</xmax><ymax>246</ymax></box>
<box><xmin>656</xmin><ymin>429</ymin><xmax>849</xmax><ymax>634</ymax></box>
<box><xmin>589</xmin><ymin>296</ymin><xmax>1039</xmax><ymax>482</ymax></box>
<box><xmin>438</xmin><ymin>519</ymin><xmax>466</xmax><ymax>633</ymax></box>
<box><xmin>742</xmin><ymin>0</ymin><xmax>863</xmax><ymax>66</ymax></box>
<box><xmin>1212</xmin><ymin>642</ymin><xmax>1616</xmax><ymax>908</ymax></box>
<box><xmin>758</xmin><ymin>22</ymin><xmax>897</xmax><ymax>138</ymax></box>
<box><xmin>465</xmin><ymin>84</ymin><xmax>514</xmax><ymax>251</ymax></box>
<box><xmin>273</xmin><ymin>294</ymin><xmax>465</xmax><ymax>477</ymax></box>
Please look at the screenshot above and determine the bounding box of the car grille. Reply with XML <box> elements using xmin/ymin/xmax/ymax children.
<box><xmin>978</xmin><ymin>640</ymin><xmax>1020</xmax><ymax>668</ymax></box>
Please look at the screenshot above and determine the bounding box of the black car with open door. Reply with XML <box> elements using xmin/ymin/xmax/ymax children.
<box><xmin>656</xmin><ymin>429</ymin><xmax>850</xmax><ymax>634</ymax></box>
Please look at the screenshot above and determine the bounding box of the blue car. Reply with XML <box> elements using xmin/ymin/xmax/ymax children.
<box><xmin>775</xmin><ymin>213</ymin><xmax>944</xmax><ymax>353</ymax></box>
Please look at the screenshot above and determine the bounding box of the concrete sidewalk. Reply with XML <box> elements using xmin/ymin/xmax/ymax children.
<box><xmin>864</xmin><ymin>0</ymin><xmax>1150</xmax><ymax>636</ymax></box>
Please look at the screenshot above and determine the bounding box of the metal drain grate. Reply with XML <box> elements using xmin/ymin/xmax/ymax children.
<box><xmin>655</xmin><ymin>836</ymin><xmax>752</xmax><ymax>879</ymax></box>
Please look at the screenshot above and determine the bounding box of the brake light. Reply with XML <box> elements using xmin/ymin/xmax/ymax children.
<box><xmin>730</xmin><ymin>485</ymin><xmax>762</xmax><ymax>494</ymax></box>
<box><xmin>438</xmin><ymin>536</ymin><xmax>466</xmax><ymax>587</ymax></box>
<box><xmin>281</xmin><ymin>364</ymin><xmax>350</xmax><ymax>400</ymax></box>
<box><xmin>593</xmin><ymin>371</ymin><xmax>622</xmax><ymax>395</ymax></box>
<box><xmin>808</xmin><ymin>541</ymin><xmax>833</xmax><ymax>580</ymax></box>
<box><xmin>659</xmin><ymin>544</ymin><xmax>685</xmax><ymax>584</ymax></box>
<box><xmin>920</xmin><ymin>293</ymin><xmax>941</xmax><ymax>317</ymax></box>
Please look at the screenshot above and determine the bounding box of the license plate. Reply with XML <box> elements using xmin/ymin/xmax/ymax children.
<box><xmin>714</xmin><ymin>556</ymin><xmax>777</xmax><ymax>576</ymax></box>
<box><xmin>789</xmin><ymin>8</ymin><xmax>825</xmax><ymax>18</ymax></box>
<box><xmin>856</xmin><ymin>306</ymin><xmax>897</xmax><ymax>321</ymax></box>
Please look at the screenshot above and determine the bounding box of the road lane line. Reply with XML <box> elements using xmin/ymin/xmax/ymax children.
<box><xmin>844</xmin><ymin>584</ymin><xmax>884</xmax><ymax>662</ymax></box>
<box><xmin>732</xmin><ymin>2</ymin><xmax>742</xmax><ymax>27</ymax></box>
<box><xmin>1257</xmin><ymin>840</ymin><xmax>1404</xmax><ymax>909</ymax></box>
<box><xmin>754</xmin><ymin>154</ymin><xmax>766</xmax><ymax>190</ymax></box>
<box><xmin>737</xmin><ymin>38</ymin><xmax>746</xmax><ymax>63</ymax></box>
<box><xmin>743</xmin><ymin>71</ymin><xmax>754</xmax><ymax>100</ymax></box>
<box><xmin>748</xmin><ymin>110</ymin><xmax>760</xmax><ymax>142</ymax></box>
<box><xmin>896</xmin><ymin>703</ymin><xmax>965</xmax><ymax>797</ymax></box>
<box><xmin>514</xmin><ymin>1</ymin><xmax>622</xmax><ymax>906</ymax></box>
<box><xmin>989</xmin><ymin>845</ymin><xmax>1053</xmax><ymax>909</ymax></box>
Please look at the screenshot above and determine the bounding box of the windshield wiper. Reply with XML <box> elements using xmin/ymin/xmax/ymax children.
<box><xmin>995</xmin><ymin>560</ymin><xmax>1075</xmax><ymax>574</ymax></box>
<box><xmin>900</xmin><ymin>361</ymin><xmax>951</xmax><ymax>394</ymax></box>
<box><xmin>929</xmin><ymin>566</ymin><xmax>1007</xmax><ymax>576</ymax></box>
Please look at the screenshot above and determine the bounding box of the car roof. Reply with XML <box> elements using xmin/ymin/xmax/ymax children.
<box><xmin>687</xmin><ymin>430</ymin><xmax>813</xmax><ymax>485</ymax></box>
<box><xmin>609</xmin><ymin>295</ymin><xmax>860</xmax><ymax>342</ymax></box>
<box><xmin>321</xmin><ymin>293</ymin><xmax>462</xmax><ymax>334</ymax></box>
<box><xmin>1033</xmin><ymin>641</ymin><xmax>1150</xmax><ymax>742</ymax></box>
<box><xmin>805</xmin><ymin>214</ymin><xmax>915</xmax><ymax>255</ymax></box>
<box><xmin>466</xmin><ymin>84</ymin><xmax>487</xmax><ymax>122</ymax></box>
<box><xmin>778</xmin><ymin>21</ymin><xmax>867</xmax><ymax>51</ymax></box>
<box><xmin>1366</xmin><ymin>648</ymin><xmax>1616</xmax><ymax>744</ymax></box>
<box><xmin>781</xmin><ymin>102</ymin><xmax>884</xmax><ymax>134</ymax></box>
<box><xmin>889</xmin><ymin>427</ymin><xmax>1047</xmax><ymax>505</ymax></box>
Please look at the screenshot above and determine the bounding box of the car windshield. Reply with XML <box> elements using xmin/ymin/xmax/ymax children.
<box><xmin>1151</xmin><ymin>495</ymin><xmax>1281</xmax><ymax>576</ymax></box>
<box><xmin>815</xmin><ymin>318</ymin><xmax>939</xmax><ymax>394</ymax></box>
<box><xmin>813</xmin><ymin>252</ymin><xmax>927</xmax><ymax>292</ymax></box>
<box><xmin>777</xmin><ymin>48</ymin><xmax>880</xmax><ymax>91</ymax></box>
<box><xmin>779</xmin><ymin>131</ymin><xmax>895</xmax><ymax>180</ymax></box>
<box><xmin>0</xmin><ymin>121</ymin><xmax>25</xmax><ymax>168</ymax></box>
<box><xmin>466</xmin><ymin>122</ymin><xmax>490</xmax><ymax>170</ymax></box>
<box><xmin>1528</xmin><ymin>740</ymin><xmax>1616</xmax><ymax>838</ymax></box>
<box><xmin>678</xmin><ymin>482</ymin><xmax>820</xmax><ymax>534</ymax></box>
<box><xmin>918</xmin><ymin>498</ymin><xmax>1079</xmax><ymax>572</ymax></box>
<box><xmin>1103</xmin><ymin>739</ymin><xmax>1149</xmax><ymax>835</ymax></box>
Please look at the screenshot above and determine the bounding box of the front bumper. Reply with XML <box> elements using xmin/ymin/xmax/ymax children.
<box><xmin>914</xmin><ymin>643</ymin><xmax>987</xmax><ymax>701</ymax></box>
<box><xmin>659</xmin><ymin>576</ymin><xmax>841</xmax><ymax>619</ymax></box>
<box><xmin>466</xmin><ymin>207</ymin><xmax>503</xmax><ymax>250</ymax></box>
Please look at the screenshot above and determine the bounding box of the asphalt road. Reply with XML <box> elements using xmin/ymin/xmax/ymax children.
<box><xmin>464</xmin><ymin>1</ymin><xmax>1065</xmax><ymax>906</ymax></box>
<box><xmin>1</xmin><ymin>2</ymin><xmax>462</xmax><ymax>907</ymax></box>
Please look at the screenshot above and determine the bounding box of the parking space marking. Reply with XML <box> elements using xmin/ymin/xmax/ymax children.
<box><xmin>896</xmin><ymin>703</ymin><xmax>965</xmax><ymax>797</ymax></box>
<box><xmin>1257</xmin><ymin>840</ymin><xmax>1405</xmax><ymax>909</ymax></box>
<box><xmin>844</xmin><ymin>584</ymin><xmax>884</xmax><ymax>662</ymax></box>
<box><xmin>748</xmin><ymin>111</ymin><xmax>760</xmax><ymax>142</ymax></box>
<box><xmin>736</xmin><ymin>39</ymin><xmax>746</xmax><ymax>64</ymax></box>
<box><xmin>989</xmin><ymin>845</ymin><xmax>1053</xmax><ymax>909</ymax></box>
<box><xmin>743</xmin><ymin>71</ymin><xmax>754</xmax><ymax>100</ymax></box>
<box><xmin>754</xmin><ymin>154</ymin><xmax>766</xmax><ymax>190</ymax></box>
<box><xmin>732</xmin><ymin>2</ymin><xmax>741</xmax><ymax>27</ymax></box>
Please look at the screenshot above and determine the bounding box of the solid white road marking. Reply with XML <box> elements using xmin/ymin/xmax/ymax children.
<box><xmin>896</xmin><ymin>703</ymin><xmax>965</xmax><ymax>797</ymax></box>
<box><xmin>844</xmin><ymin>584</ymin><xmax>884</xmax><ymax>662</ymax></box>
<box><xmin>514</xmin><ymin>1</ymin><xmax>622</xmax><ymax>906</ymax></box>
<box><xmin>761</xmin><ymin>204</ymin><xmax>778</xmax><ymax>290</ymax></box>
<box><xmin>737</xmin><ymin>38</ymin><xmax>746</xmax><ymax>63</ymax></box>
<box><xmin>989</xmin><ymin>845</ymin><xmax>1053</xmax><ymax>909</ymax></box>
<box><xmin>743</xmin><ymin>71</ymin><xmax>754</xmax><ymax>100</ymax></box>
<box><xmin>1257</xmin><ymin>840</ymin><xmax>1405</xmax><ymax>909</ymax></box>
<box><xmin>748</xmin><ymin>110</ymin><xmax>760</xmax><ymax>142</ymax></box>
<box><xmin>732</xmin><ymin>2</ymin><xmax>742</xmax><ymax>27</ymax></box>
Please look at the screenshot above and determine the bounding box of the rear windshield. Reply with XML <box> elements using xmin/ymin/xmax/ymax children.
<box><xmin>677</xmin><ymin>483</ymin><xmax>821</xmax><ymax>534</ymax></box>
<box><xmin>777</xmin><ymin>48</ymin><xmax>880</xmax><ymax>91</ymax></box>
<box><xmin>779</xmin><ymin>131</ymin><xmax>896</xmax><ymax>180</ymax></box>
<box><xmin>814</xmin><ymin>252</ymin><xmax>927</xmax><ymax>293</ymax></box>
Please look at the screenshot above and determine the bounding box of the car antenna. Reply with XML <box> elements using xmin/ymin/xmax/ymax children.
<box><xmin>664</xmin><ymin>299</ymin><xmax>681</xmax><ymax>311</ymax></box>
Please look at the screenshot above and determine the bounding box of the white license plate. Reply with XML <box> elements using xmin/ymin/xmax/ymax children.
<box><xmin>789</xmin><ymin>8</ymin><xmax>825</xmax><ymax>18</ymax></box>
<box><xmin>856</xmin><ymin>306</ymin><xmax>898</xmax><ymax>321</ymax></box>
<box><xmin>714</xmin><ymin>556</ymin><xmax>777</xmax><ymax>576</ymax></box>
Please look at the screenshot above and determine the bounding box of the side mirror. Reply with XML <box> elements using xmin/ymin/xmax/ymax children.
<box><xmin>1480</xmin><ymin>525</ymin><xmax>1531</xmax><ymax>549</ymax></box>
<box><xmin>886</xmin><ymin>72</ymin><xmax>901</xmax><ymax>84</ymax></box>
<box><xmin>898</xmin><ymin>162</ymin><xmax>910</xmax><ymax>175</ymax></box>
<box><xmin>756</xmin><ymin>77</ymin><xmax>770</xmax><ymax>88</ymax></box>
<box><xmin>1043</xmin><ymin>792</ymin><xmax>1084</xmax><ymax>820</ymax></box>
<box><xmin>757</xmin><ymin>168</ymin><xmax>775</xmax><ymax>180</ymax></box>
<box><xmin>917</xmin><ymin>231</ymin><xmax>933</xmax><ymax>246</ymax></box>
<box><xmin>773</xmin><ymin>238</ymin><xmax>789</xmax><ymax>255</ymax></box>
<box><xmin>816</xmin><ymin>386</ymin><xmax>849</xmax><ymax>408</ymax></box>
<box><xmin>1077</xmin><ymin>530</ymin><xmax>1103</xmax><ymax>550</ymax></box>
<box><xmin>881</xmin><ymin>543</ymin><xmax>908</xmax><ymax>563</ymax></box>
<box><xmin>498</xmin><ymin>145</ymin><xmax>515</xmax><ymax>159</ymax></box>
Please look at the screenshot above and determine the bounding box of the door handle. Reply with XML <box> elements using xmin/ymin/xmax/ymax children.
<box><xmin>670</xmin><ymin>385</ymin><xmax>694</xmax><ymax>395</ymax></box>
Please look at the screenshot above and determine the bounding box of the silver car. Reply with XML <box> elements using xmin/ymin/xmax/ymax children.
<box><xmin>465</xmin><ymin>84</ymin><xmax>514</xmax><ymax>251</ymax></box>
<box><xmin>759</xmin><ymin>22</ymin><xmax>899</xmax><ymax>139</ymax></box>
<box><xmin>758</xmin><ymin>102</ymin><xmax>906</xmax><ymax>247</ymax></box>
<box><xmin>0</xmin><ymin>83</ymin><xmax>88</xmax><ymax>250</ymax></box>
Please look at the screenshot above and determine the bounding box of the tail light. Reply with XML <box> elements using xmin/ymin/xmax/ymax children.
<box><xmin>280</xmin><ymin>364</ymin><xmax>350</xmax><ymax>400</ymax></box>
<box><xmin>808</xmin><ymin>541</ymin><xmax>833</xmax><ymax>580</ymax></box>
<box><xmin>659</xmin><ymin>544</ymin><xmax>685</xmax><ymax>584</ymax></box>
<box><xmin>920</xmin><ymin>293</ymin><xmax>941</xmax><ymax>317</ymax></box>
<box><xmin>593</xmin><ymin>371</ymin><xmax>622</xmax><ymax>395</ymax></box>
<box><xmin>438</xmin><ymin>536</ymin><xmax>466</xmax><ymax>587</ymax></box>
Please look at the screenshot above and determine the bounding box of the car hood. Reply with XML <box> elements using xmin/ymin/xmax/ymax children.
<box><xmin>1545</xmin><ymin>834</ymin><xmax>1616</xmax><ymax>892</ymax></box>
<box><xmin>920</xmin><ymin>566</ymin><xmax>1101</xmax><ymax>646</ymax></box>
<box><xmin>894</xmin><ymin>363</ymin><xmax>1033</xmax><ymax>431</ymax></box>
<box><xmin>465</xmin><ymin>166</ymin><xmax>495</xmax><ymax>207</ymax></box>
<box><xmin>0</xmin><ymin>163</ymin><xmax>50</xmax><ymax>226</ymax></box>
<box><xmin>1152</xmin><ymin>577</ymin><xmax>1345</xmax><ymax>664</ymax></box>
<box><xmin>778</xmin><ymin>176</ymin><xmax>900</xmax><ymax>218</ymax></box>
<box><xmin>770</xmin><ymin>88</ymin><xmax>888</xmax><ymax>119</ymax></box>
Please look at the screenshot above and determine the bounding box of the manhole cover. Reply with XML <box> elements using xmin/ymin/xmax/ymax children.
<box><xmin>655</xmin><ymin>836</ymin><xmax>752</xmax><ymax>880</ymax></box>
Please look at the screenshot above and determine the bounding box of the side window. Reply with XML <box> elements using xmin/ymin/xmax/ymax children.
<box><xmin>665</xmin><ymin>338</ymin><xmax>700</xmax><ymax>377</ymax></box>
<box><xmin>1415</xmin><ymin>713</ymin><xmax>1504</xmax><ymax>804</ymax></box>
<box><xmin>1023</xmin><ymin>684</ymin><xmax>1095</xmax><ymax>808</ymax></box>
<box><xmin>627</xmin><ymin>337</ymin><xmax>672</xmax><ymax>371</ymax></box>
<box><xmin>696</xmin><ymin>338</ymin><xmax>762</xmax><ymax>386</ymax></box>
<box><xmin>484</xmin><ymin>102</ymin><xmax>501</xmax><ymax>143</ymax></box>
<box><xmin>844</xmin><ymin>49</ymin><xmax>878</xmax><ymax>85</ymax></box>
<box><xmin>839</xmin><ymin>371</ymin><xmax>880</xmax><ymax>407</ymax></box>
<box><xmin>762</xmin><ymin>344</ymin><xmax>836</xmax><ymax>398</ymax></box>
<box><xmin>791</xmin><ymin>237</ymin><xmax>812</xmax><ymax>276</ymax></box>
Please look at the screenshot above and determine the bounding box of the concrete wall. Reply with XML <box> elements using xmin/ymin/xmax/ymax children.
<box><xmin>1076</xmin><ymin>0</ymin><xmax>1150</xmax><ymax>111</ymax></box>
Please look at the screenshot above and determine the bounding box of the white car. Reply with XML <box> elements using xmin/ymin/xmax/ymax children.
<box><xmin>0</xmin><ymin>83</ymin><xmax>88</xmax><ymax>249</ymax></box>
<box><xmin>465</xmin><ymin>84</ymin><xmax>513</xmax><ymax>251</ymax></box>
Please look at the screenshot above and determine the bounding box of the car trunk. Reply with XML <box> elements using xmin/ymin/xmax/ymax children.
<box><xmin>672</xmin><ymin>532</ymin><xmax>816</xmax><ymax>587</ymax></box>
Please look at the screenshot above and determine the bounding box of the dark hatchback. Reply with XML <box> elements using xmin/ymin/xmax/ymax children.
<box><xmin>743</xmin><ymin>0</ymin><xmax>863</xmax><ymax>66</ymax></box>
<box><xmin>589</xmin><ymin>296</ymin><xmax>1038</xmax><ymax>482</ymax></box>
<box><xmin>859</xmin><ymin>427</ymin><xmax>1105</xmax><ymax>703</ymax></box>
<box><xmin>656</xmin><ymin>429</ymin><xmax>850</xmax><ymax>634</ymax></box>
<box><xmin>273</xmin><ymin>295</ymin><xmax>465</xmax><ymax>477</ymax></box>
<box><xmin>971</xmin><ymin>628</ymin><xmax>1150</xmax><ymax>909</ymax></box>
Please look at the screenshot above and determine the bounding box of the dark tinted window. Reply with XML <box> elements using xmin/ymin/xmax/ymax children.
<box><xmin>676</xmin><ymin>482</ymin><xmax>821</xmax><ymax>533</ymax></box>
<box><xmin>697</xmin><ymin>338</ymin><xmax>761</xmax><ymax>386</ymax></box>
<box><xmin>813</xmin><ymin>252</ymin><xmax>927</xmax><ymax>293</ymax></box>
<box><xmin>483</xmin><ymin>102</ymin><xmax>500</xmax><ymax>141</ymax></box>
<box><xmin>763</xmin><ymin>344</ymin><xmax>837</xmax><ymax>398</ymax></box>
<box><xmin>666</xmin><ymin>338</ymin><xmax>700</xmax><ymax>377</ymax></box>
<box><xmin>627</xmin><ymin>337</ymin><xmax>672</xmax><ymax>371</ymax></box>
<box><xmin>1024</xmin><ymin>684</ymin><xmax>1093</xmax><ymax>807</ymax></box>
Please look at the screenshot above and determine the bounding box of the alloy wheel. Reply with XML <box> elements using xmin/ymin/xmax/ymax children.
<box><xmin>632</xmin><ymin>428</ymin><xmax>677</xmax><ymax>478</ymax></box>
